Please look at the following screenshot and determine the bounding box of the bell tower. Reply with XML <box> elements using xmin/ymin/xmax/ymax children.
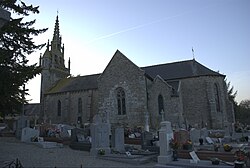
<box><xmin>40</xmin><ymin>15</ymin><xmax>70</xmax><ymax>104</ymax></box>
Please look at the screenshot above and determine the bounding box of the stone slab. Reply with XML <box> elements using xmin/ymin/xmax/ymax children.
<box><xmin>34</xmin><ymin>141</ymin><xmax>63</xmax><ymax>148</ymax></box>
<box><xmin>155</xmin><ymin>158</ymin><xmax>233</xmax><ymax>168</ymax></box>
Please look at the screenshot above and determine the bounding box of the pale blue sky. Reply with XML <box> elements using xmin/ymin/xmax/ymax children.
<box><xmin>22</xmin><ymin>0</ymin><xmax>250</xmax><ymax>103</ymax></box>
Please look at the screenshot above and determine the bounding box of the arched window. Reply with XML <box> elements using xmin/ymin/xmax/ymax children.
<box><xmin>78</xmin><ymin>98</ymin><xmax>82</xmax><ymax>114</ymax></box>
<box><xmin>116</xmin><ymin>87</ymin><xmax>126</xmax><ymax>115</ymax></box>
<box><xmin>214</xmin><ymin>83</ymin><xmax>221</xmax><ymax>112</ymax></box>
<box><xmin>158</xmin><ymin>94</ymin><xmax>164</xmax><ymax>115</ymax></box>
<box><xmin>57</xmin><ymin>100</ymin><xmax>61</xmax><ymax>116</ymax></box>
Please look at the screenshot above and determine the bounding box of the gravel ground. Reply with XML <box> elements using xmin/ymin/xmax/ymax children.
<box><xmin>0</xmin><ymin>137</ymin><xmax>156</xmax><ymax>168</ymax></box>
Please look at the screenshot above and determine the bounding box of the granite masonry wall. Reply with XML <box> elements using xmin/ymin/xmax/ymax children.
<box><xmin>44</xmin><ymin>89</ymin><xmax>98</xmax><ymax>125</ymax></box>
<box><xmin>179</xmin><ymin>75</ymin><xmax>233</xmax><ymax>129</ymax></box>
<box><xmin>97</xmin><ymin>51</ymin><xmax>148</xmax><ymax>128</ymax></box>
<box><xmin>147</xmin><ymin>76</ymin><xmax>184</xmax><ymax>130</ymax></box>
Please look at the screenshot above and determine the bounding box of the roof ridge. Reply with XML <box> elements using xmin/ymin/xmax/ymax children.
<box><xmin>71</xmin><ymin>73</ymin><xmax>101</xmax><ymax>79</ymax></box>
<box><xmin>141</xmin><ymin>59</ymin><xmax>194</xmax><ymax>69</ymax></box>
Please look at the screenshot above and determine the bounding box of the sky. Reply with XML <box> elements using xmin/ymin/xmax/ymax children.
<box><xmin>19</xmin><ymin>0</ymin><xmax>249</xmax><ymax>103</ymax></box>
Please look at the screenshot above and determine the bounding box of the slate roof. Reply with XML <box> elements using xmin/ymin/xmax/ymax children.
<box><xmin>46</xmin><ymin>74</ymin><xmax>100</xmax><ymax>94</ymax></box>
<box><xmin>142</xmin><ymin>59</ymin><xmax>223</xmax><ymax>81</ymax></box>
<box><xmin>46</xmin><ymin>59</ymin><xmax>223</xmax><ymax>95</ymax></box>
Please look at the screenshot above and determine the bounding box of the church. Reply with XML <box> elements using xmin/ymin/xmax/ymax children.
<box><xmin>39</xmin><ymin>15</ymin><xmax>235</xmax><ymax>131</ymax></box>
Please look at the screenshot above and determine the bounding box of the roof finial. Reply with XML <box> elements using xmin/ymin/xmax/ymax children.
<box><xmin>192</xmin><ymin>47</ymin><xmax>195</xmax><ymax>60</ymax></box>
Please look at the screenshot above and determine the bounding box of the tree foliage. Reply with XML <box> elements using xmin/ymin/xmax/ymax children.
<box><xmin>235</xmin><ymin>99</ymin><xmax>250</xmax><ymax>125</ymax></box>
<box><xmin>0</xmin><ymin>0</ymin><xmax>47</xmax><ymax>118</ymax></box>
<box><xmin>225</xmin><ymin>79</ymin><xmax>237</xmax><ymax>105</ymax></box>
<box><xmin>239</xmin><ymin>99</ymin><xmax>250</xmax><ymax>109</ymax></box>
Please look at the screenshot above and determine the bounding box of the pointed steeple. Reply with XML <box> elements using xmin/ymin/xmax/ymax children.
<box><xmin>53</xmin><ymin>15</ymin><xmax>60</xmax><ymax>42</ymax></box>
<box><xmin>51</xmin><ymin>14</ymin><xmax>61</xmax><ymax>50</ymax></box>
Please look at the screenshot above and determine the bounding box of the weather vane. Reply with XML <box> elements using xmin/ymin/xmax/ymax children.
<box><xmin>192</xmin><ymin>47</ymin><xmax>195</xmax><ymax>60</ymax></box>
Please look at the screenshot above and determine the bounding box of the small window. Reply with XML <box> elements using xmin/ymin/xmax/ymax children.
<box><xmin>116</xmin><ymin>87</ymin><xmax>126</xmax><ymax>115</ymax></box>
<box><xmin>57</xmin><ymin>100</ymin><xmax>61</xmax><ymax>116</ymax></box>
<box><xmin>158</xmin><ymin>94</ymin><xmax>164</xmax><ymax>115</ymax></box>
<box><xmin>78</xmin><ymin>98</ymin><xmax>82</xmax><ymax>114</ymax></box>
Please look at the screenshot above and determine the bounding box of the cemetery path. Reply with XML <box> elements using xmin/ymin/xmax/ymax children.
<box><xmin>0</xmin><ymin>137</ymin><xmax>156</xmax><ymax>167</ymax></box>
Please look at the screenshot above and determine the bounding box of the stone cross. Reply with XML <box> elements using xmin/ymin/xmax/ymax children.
<box><xmin>144</xmin><ymin>112</ymin><xmax>149</xmax><ymax>132</ymax></box>
<box><xmin>161</xmin><ymin>110</ymin><xmax>165</xmax><ymax>122</ymax></box>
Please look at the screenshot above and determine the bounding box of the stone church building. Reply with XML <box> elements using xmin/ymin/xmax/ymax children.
<box><xmin>39</xmin><ymin>16</ymin><xmax>235</xmax><ymax>130</ymax></box>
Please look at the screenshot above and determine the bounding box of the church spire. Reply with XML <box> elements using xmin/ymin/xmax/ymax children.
<box><xmin>52</xmin><ymin>14</ymin><xmax>61</xmax><ymax>50</ymax></box>
<box><xmin>53</xmin><ymin>14</ymin><xmax>60</xmax><ymax>41</ymax></box>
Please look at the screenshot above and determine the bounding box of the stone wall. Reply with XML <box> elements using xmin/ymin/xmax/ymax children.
<box><xmin>180</xmin><ymin>75</ymin><xmax>232</xmax><ymax>129</ymax></box>
<box><xmin>44</xmin><ymin>89</ymin><xmax>98</xmax><ymax>125</ymax></box>
<box><xmin>147</xmin><ymin>76</ymin><xmax>183</xmax><ymax>130</ymax></box>
<box><xmin>97</xmin><ymin>51</ymin><xmax>147</xmax><ymax>128</ymax></box>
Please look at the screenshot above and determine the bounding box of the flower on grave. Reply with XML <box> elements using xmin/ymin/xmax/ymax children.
<box><xmin>98</xmin><ymin>149</ymin><xmax>105</xmax><ymax>155</ymax></box>
<box><xmin>169</xmin><ymin>138</ymin><xmax>179</xmax><ymax>150</ymax></box>
<box><xmin>184</xmin><ymin>140</ymin><xmax>192</xmax><ymax>145</ymax></box>
<box><xmin>235</xmin><ymin>149</ymin><xmax>247</xmax><ymax>162</ymax></box>
<box><xmin>223</xmin><ymin>144</ymin><xmax>233</xmax><ymax>152</ymax></box>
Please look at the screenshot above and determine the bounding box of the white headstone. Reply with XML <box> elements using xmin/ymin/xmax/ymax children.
<box><xmin>90</xmin><ymin>122</ymin><xmax>111</xmax><ymax>156</ymax></box>
<box><xmin>21</xmin><ymin>127</ymin><xmax>39</xmax><ymax>142</ymax></box>
<box><xmin>189</xmin><ymin>151</ymin><xmax>200</xmax><ymax>164</ymax></box>
<box><xmin>114</xmin><ymin>127</ymin><xmax>125</xmax><ymax>152</ymax></box>
<box><xmin>205</xmin><ymin>137</ymin><xmax>214</xmax><ymax>144</ymax></box>
<box><xmin>157</xmin><ymin>121</ymin><xmax>173</xmax><ymax>165</ymax></box>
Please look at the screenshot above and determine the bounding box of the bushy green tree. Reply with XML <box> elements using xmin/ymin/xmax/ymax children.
<box><xmin>235</xmin><ymin>99</ymin><xmax>250</xmax><ymax>125</ymax></box>
<box><xmin>0</xmin><ymin>0</ymin><xmax>47</xmax><ymax>118</ymax></box>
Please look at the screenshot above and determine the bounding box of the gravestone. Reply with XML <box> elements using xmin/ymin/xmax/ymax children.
<box><xmin>174</xmin><ymin>129</ymin><xmax>189</xmax><ymax>145</ymax></box>
<box><xmin>205</xmin><ymin>137</ymin><xmax>214</xmax><ymax>144</ymax></box>
<box><xmin>224</xmin><ymin>122</ymin><xmax>233</xmax><ymax>137</ymax></box>
<box><xmin>200</xmin><ymin>128</ymin><xmax>208</xmax><ymax>143</ymax></box>
<box><xmin>15</xmin><ymin>116</ymin><xmax>30</xmax><ymax>139</ymax></box>
<box><xmin>90</xmin><ymin>114</ymin><xmax>111</xmax><ymax>156</ymax></box>
<box><xmin>142</xmin><ymin>131</ymin><xmax>153</xmax><ymax>147</ymax></box>
<box><xmin>69</xmin><ymin>128</ymin><xmax>91</xmax><ymax>151</ymax></box>
<box><xmin>190</xmin><ymin>128</ymin><xmax>201</xmax><ymax>143</ymax></box>
<box><xmin>71</xmin><ymin>128</ymin><xmax>85</xmax><ymax>142</ymax></box>
<box><xmin>157</xmin><ymin>121</ymin><xmax>173</xmax><ymax>165</ymax></box>
<box><xmin>21</xmin><ymin>127</ymin><xmax>39</xmax><ymax>142</ymax></box>
<box><xmin>189</xmin><ymin>151</ymin><xmax>200</xmax><ymax>164</ymax></box>
<box><xmin>112</xmin><ymin>127</ymin><xmax>125</xmax><ymax>152</ymax></box>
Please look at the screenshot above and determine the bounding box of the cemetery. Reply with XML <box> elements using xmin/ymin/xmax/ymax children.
<box><xmin>1</xmin><ymin>115</ymin><xmax>250</xmax><ymax>168</ymax></box>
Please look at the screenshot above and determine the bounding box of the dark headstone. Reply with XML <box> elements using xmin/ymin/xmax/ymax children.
<box><xmin>142</xmin><ymin>131</ymin><xmax>153</xmax><ymax>147</ymax></box>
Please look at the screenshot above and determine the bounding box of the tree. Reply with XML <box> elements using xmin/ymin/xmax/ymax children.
<box><xmin>239</xmin><ymin>99</ymin><xmax>250</xmax><ymax>109</ymax></box>
<box><xmin>235</xmin><ymin>99</ymin><xmax>250</xmax><ymax>125</ymax></box>
<box><xmin>0</xmin><ymin>0</ymin><xmax>47</xmax><ymax>118</ymax></box>
<box><xmin>224</xmin><ymin>78</ymin><xmax>238</xmax><ymax>115</ymax></box>
<box><xmin>225</xmin><ymin>79</ymin><xmax>237</xmax><ymax>104</ymax></box>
